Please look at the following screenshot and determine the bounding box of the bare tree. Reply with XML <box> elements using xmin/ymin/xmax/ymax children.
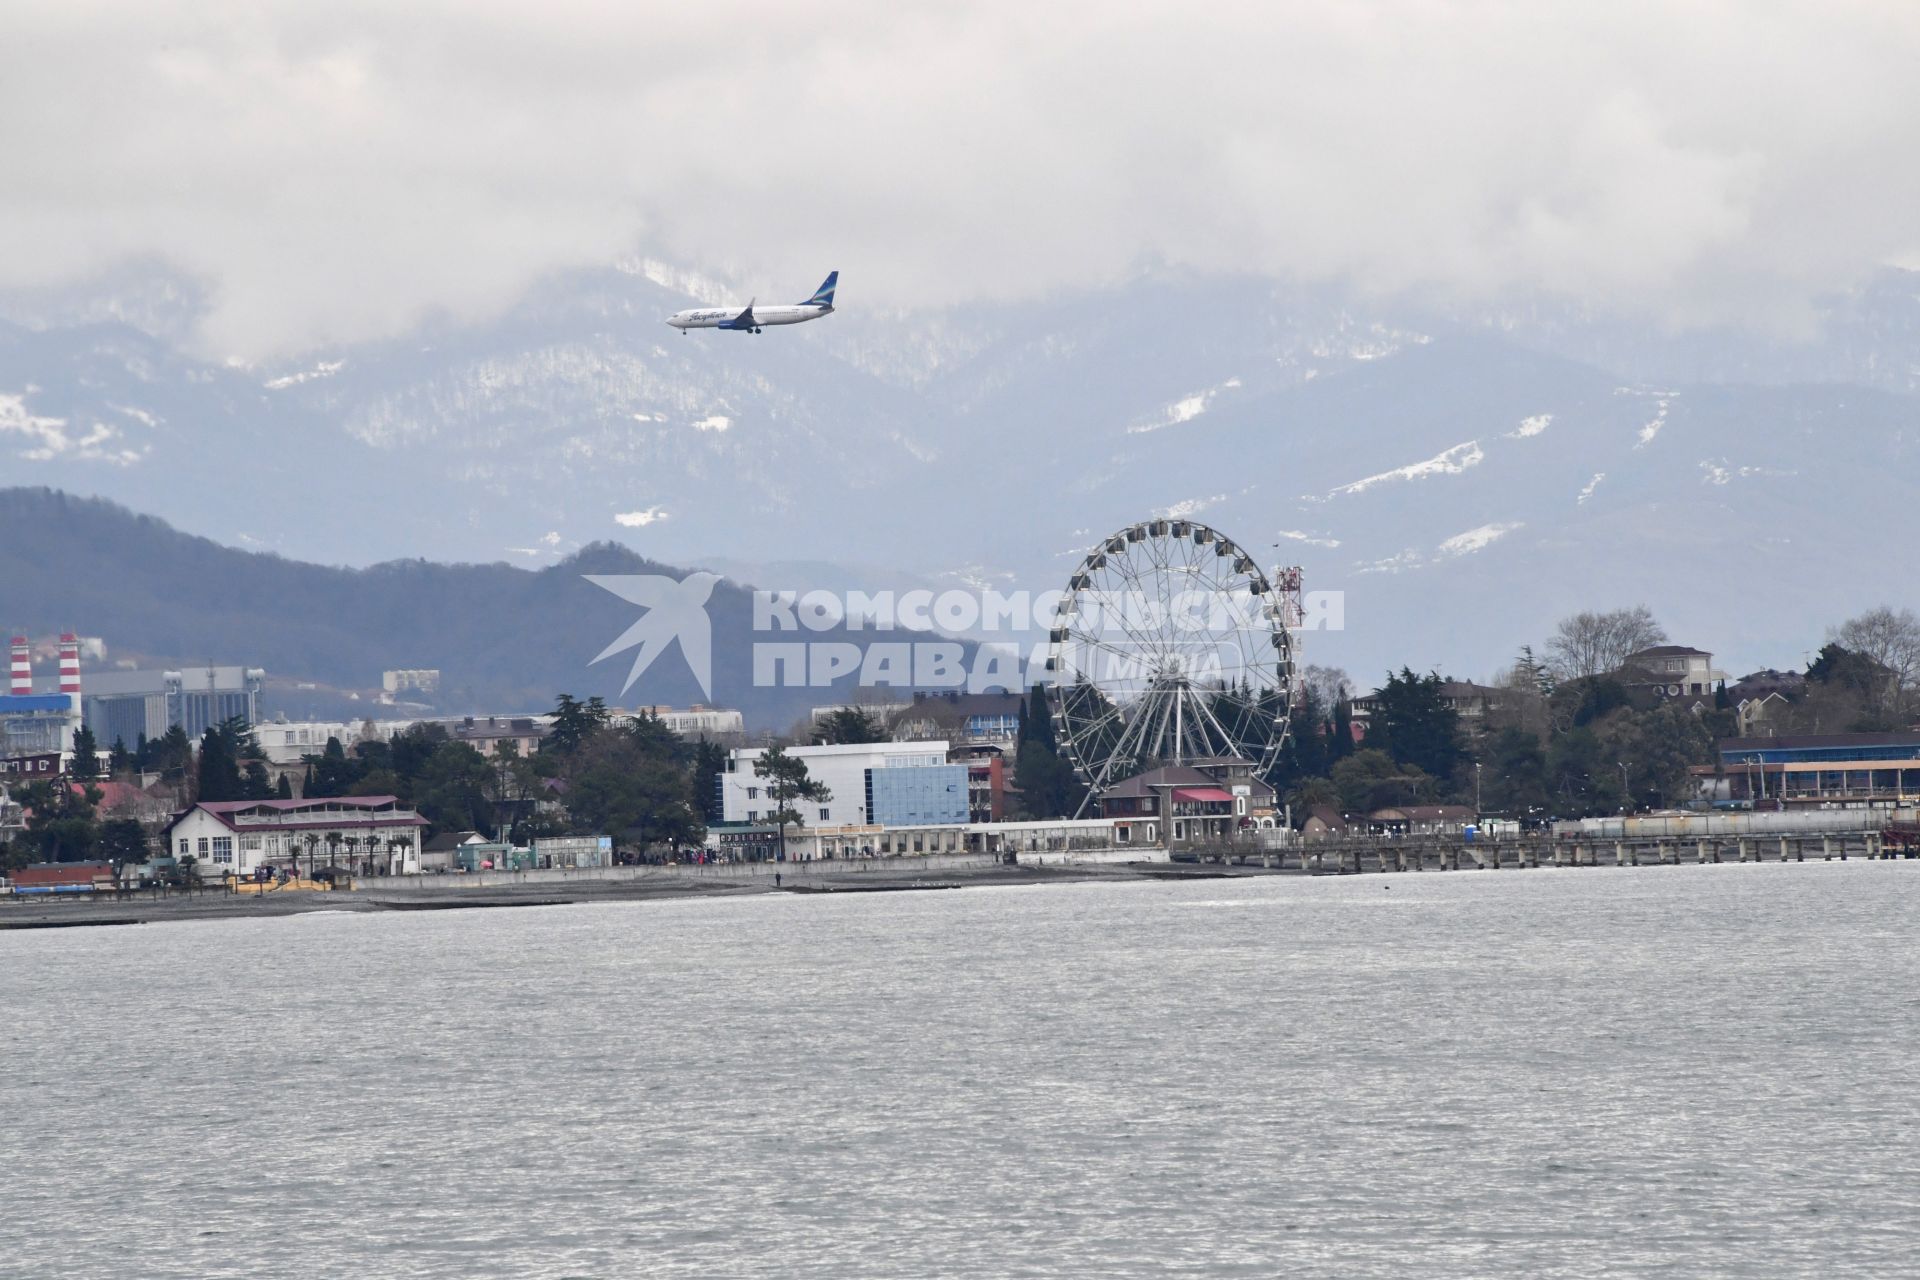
<box><xmin>1299</xmin><ymin>664</ymin><xmax>1352</xmax><ymax>714</ymax></box>
<box><xmin>1830</xmin><ymin>606</ymin><xmax>1920</xmax><ymax>713</ymax></box>
<box><xmin>1545</xmin><ymin>607</ymin><xmax>1668</xmax><ymax>681</ymax></box>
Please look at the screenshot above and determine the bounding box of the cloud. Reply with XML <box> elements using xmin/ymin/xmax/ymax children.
<box><xmin>4</xmin><ymin>3</ymin><xmax>1920</xmax><ymax>357</ymax></box>
<box><xmin>615</xmin><ymin>507</ymin><xmax>669</xmax><ymax>528</ymax></box>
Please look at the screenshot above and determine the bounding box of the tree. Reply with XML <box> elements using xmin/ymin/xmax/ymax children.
<box><xmin>413</xmin><ymin>741</ymin><xmax>496</xmax><ymax>836</ymax></box>
<box><xmin>1284</xmin><ymin>776</ymin><xmax>1340</xmax><ymax>821</ymax></box>
<box><xmin>194</xmin><ymin>726</ymin><xmax>241</xmax><ymax>802</ymax></box>
<box><xmin>1830</xmin><ymin>606</ymin><xmax>1920</xmax><ymax>714</ymax></box>
<box><xmin>305</xmin><ymin>737</ymin><xmax>356</xmax><ymax>798</ymax></box>
<box><xmin>752</xmin><ymin>746</ymin><xmax>831</xmax><ymax>861</ymax></box>
<box><xmin>98</xmin><ymin>818</ymin><xmax>150</xmax><ymax>877</ymax></box>
<box><xmin>69</xmin><ymin>724</ymin><xmax>100</xmax><ymax>781</ymax></box>
<box><xmin>1365</xmin><ymin>669</ymin><xmax>1465</xmax><ymax>785</ymax></box>
<box><xmin>1329</xmin><ymin>695</ymin><xmax>1354</xmax><ymax>764</ymax></box>
<box><xmin>566</xmin><ymin>734</ymin><xmax>703</xmax><ymax>853</ymax></box>
<box><xmin>692</xmin><ymin>738</ymin><xmax>729</xmax><ymax>823</ymax></box>
<box><xmin>545</xmin><ymin>694</ymin><xmax>610</xmax><ymax>757</ymax></box>
<box><xmin>1545</xmin><ymin>607</ymin><xmax>1667</xmax><ymax>680</ymax></box>
<box><xmin>1556</xmin><ymin>676</ymin><xmax>1633</xmax><ymax>729</ymax></box>
<box><xmin>1480</xmin><ymin>727</ymin><xmax>1551</xmax><ymax>815</ymax></box>
<box><xmin>1330</xmin><ymin>749</ymin><xmax>1432</xmax><ymax>812</ymax></box>
<box><xmin>108</xmin><ymin>735</ymin><xmax>133</xmax><ymax>776</ymax></box>
<box><xmin>1510</xmin><ymin>645</ymin><xmax>1557</xmax><ymax>698</ymax></box>
<box><xmin>814</xmin><ymin>706</ymin><xmax>883</xmax><ymax>745</ymax></box>
<box><xmin>16</xmin><ymin>779</ymin><xmax>99</xmax><ymax>863</ymax></box>
<box><xmin>1545</xmin><ymin>726</ymin><xmax>1615</xmax><ymax>815</ymax></box>
<box><xmin>1603</xmin><ymin>703</ymin><xmax>1715</xmax><ymax>810</ymax></box>
<box><xmin>146</xmin><ymin>726</ymin><xmax>193</xmax><ymax>787</ymax></box>
<box><xmin>242</xmin><ymin>760</ymin><xmax>274</xmax><ymax>800</ymax></box>
<box><xmin>193</xmin><ymin>716</ymin><xmax>270</xmax><ymax>803</ymax></box>
<box><xmin>1011</xmin><ymin>684</ymin><xmax>1085</xmax><ymax>819</ymax></box>
<box><xmin>275</xmin><ymin>773</ymin><xmax>294</xmax><ymax>800</ymax></box>
<box><xmin>483</xmin><ymin>739</ymin><xmax>542</xmax><ymax>842</ymax></box>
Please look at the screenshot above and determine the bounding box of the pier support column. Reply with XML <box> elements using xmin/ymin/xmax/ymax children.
<box><xmin>1617</xmin><ymin>840</ymin><xmax>1631</xmax><ymax>867</ymax></box>
<box><xmin>1780</xmin><ymin>836</ymin><xmax>1790</xmax><ymax>863</ymax></box>
<box><xmin>1823</xmin><ymin>835</ymin><xmax>1833</xmax><ymax>861</ymax></box>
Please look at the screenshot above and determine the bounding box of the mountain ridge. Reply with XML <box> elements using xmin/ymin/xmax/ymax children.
<box><xmin>0</xmin><ymin>487</ymin><xmax>972</xmax><ymax>730</ymax></box>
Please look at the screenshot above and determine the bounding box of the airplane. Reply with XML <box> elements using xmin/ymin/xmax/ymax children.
<box><xmin>666</xmin><ymin>272</ymin><xmax>838</xmax><ymax>335</ymax></box>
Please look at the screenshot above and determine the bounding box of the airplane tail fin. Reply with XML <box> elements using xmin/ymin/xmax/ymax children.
<box><xmin>805</xmin><ymin>271</ymin><xmax>838</xmax><ymax>308</ymax></box>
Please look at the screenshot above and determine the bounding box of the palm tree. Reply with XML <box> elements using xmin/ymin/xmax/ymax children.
<box><xmin>388</xmin><ymin>834</ymin><xmax>413</xmax><ymax>875</ymax></box>
<box><xmin>325</xmin><ymin>830</ymin><xmax>342</xmax><ymax>874</ymax></box>
<box><xmin>301</xmin><ymin>832</ymin><xmax>321</xmax><ymax>880</ymax></box>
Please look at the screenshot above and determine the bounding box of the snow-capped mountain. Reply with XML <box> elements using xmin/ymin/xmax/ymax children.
<box><xmin>4</xmin><ymin>258</ymin><xmax>1917</xmax><ymax>683</ymax></box>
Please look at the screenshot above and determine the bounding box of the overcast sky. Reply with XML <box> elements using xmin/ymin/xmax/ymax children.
<box><xmin>5</xmin><ymin>1</ymin><xmax>1919</xmax><ymax>358</ymax></box>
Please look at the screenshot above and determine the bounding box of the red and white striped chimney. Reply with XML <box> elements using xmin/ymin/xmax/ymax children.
<box><xmin>58</xmin><ymin>633</ymin><xmax>81</xmax><ymax>698</ymax></box>
<box><xmin>8</xmin><ymin>635</ymin><xmax>29</xmax><ymax>696</ymax></box>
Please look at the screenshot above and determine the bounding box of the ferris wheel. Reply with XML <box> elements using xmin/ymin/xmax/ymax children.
<box><xmin>1045</xmin><ymin>518</ymin><xmax>1297</xmax><ymax>804</ymax></box>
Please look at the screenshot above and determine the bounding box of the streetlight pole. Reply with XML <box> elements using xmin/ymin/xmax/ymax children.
<box><xmin>1618</xmin><ymin>762</ymin><xmax>1630</xmax><ymax>813</ymax></box>
<box><xmin>1474</xmin><ymin>762</ymin><xmax>1483</xmax><ymax>817</ymax></box>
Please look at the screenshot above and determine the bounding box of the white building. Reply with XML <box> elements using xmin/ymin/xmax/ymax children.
<box><xmin>382</xmin><ymin>669</ymin><xmax>441</xmax><ymax>697</ymax></box>
<box><xmin>257</xmin><ymin>718</ymin><xmax>416</xmax><ymax>765</ymax></box>
<box><xmin>1620</xmin><ymin>646</ymin><xmax>1721</xmax><ymax>698</ymax></box>
<box><xmin>448</xmin><ymin>715</ymin><xmax>550</xmax><ymax>756</ymax></box>
<box><xmin>622</xmin><ymin>704</ymin><xmax>746</xmax><ymax>737</ymax></box>
<box><xmin>719</xmin><ymin>740</ymin><xmax>952</xmax><ymax>827</ymax></box>
<box><xmin>161</xmin><ymin>796</ymin><xmax>428</xmax><ymax>878</ymax></box>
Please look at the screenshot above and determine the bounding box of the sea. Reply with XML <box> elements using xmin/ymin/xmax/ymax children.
<box><xmin>3</xmin><ymin>860</ymin><xmax>1916</xmax><ymax>1278</ymax></box>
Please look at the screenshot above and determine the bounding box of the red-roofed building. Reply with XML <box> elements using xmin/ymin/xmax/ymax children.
<box><xmin>161</xmin><ymin>796</ymin><xmax>428</xmax><ymax>878</ymax></box>
<box><xmin>71</xmin><ymin>779</ymin><xmax>175</xmax><ymax>825</ymax></box>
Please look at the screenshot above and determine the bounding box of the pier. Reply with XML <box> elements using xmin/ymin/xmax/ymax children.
<box><xmin>1182</xmin><ymin>827</ymin><xmax>1917</xmax><ymax>874</ymax></box>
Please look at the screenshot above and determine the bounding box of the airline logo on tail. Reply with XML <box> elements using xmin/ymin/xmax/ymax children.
<box><xmin>666</xmin><ymin>272</ymin><xmax>839</xmax><ymax>334</ymax></box>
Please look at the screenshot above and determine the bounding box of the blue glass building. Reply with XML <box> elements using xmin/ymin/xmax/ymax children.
<box><xmin>865</xmin><ymin>764</ymin><xmax>969</xmax><ymax>826</ymax></box>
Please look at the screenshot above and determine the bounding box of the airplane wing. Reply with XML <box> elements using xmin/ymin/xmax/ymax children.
<box><xmin>722</xmin><ymin>300</ymin><xmax>756</xmax><ymax>330</ymax></box>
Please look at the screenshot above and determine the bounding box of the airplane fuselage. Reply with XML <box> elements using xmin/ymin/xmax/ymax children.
<box><xmin>666</xmin><ymin>303</ymin><xmax>832</xmax><ymax>331</ymax></box>
<box><xmin>666</xmin><ymin>272</ymin><xmax>838</xmax><ymax>334</ymax></box>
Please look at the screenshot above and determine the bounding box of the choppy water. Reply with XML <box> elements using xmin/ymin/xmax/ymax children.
<box><xmin>4</xmin><ymin>861</ymin><xmax>1917</xmax><ymax>1278</ymax></box>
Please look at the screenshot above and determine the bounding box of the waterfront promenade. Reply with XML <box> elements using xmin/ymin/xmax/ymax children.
<box><xmin>3</xmin><ymin>828</ymin><xmax>1912</xmax><ymax>929</ymax></box>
